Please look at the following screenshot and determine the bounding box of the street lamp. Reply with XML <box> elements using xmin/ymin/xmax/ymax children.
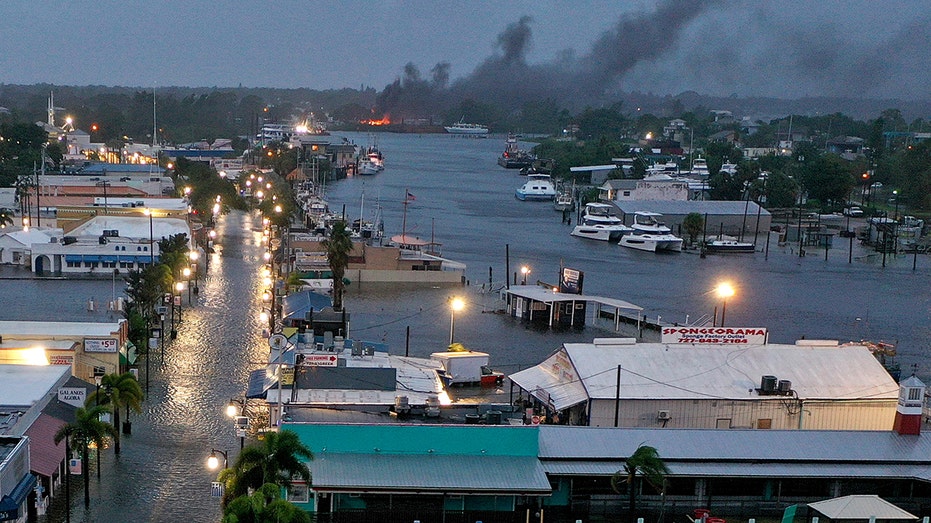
<box><xmin>206</xmin><ymin>449</ymin><xmax>229</xmax><ymax>470</ymax></box>
<box><xmin>143</xmin><ymin>208</ymin><xmax>154</xmax><ymax>264</ymax></box>
<box><xmin>520</xmin><ymin>266</ymin><xmax>530</xmax><ymax>285</ymax></box>
<box><xmin>715</xmin><ymin>282</ymin><xmax>736</xmax><ymax>327</ymax></box>
<box><xmin>226</xmin><ymin>398</ymin><xmax>249</xmax><ymax>450</ymax></box>
<box><xmin>449</xmin><ymin>297</ymin><xmax>465</xmax><ymax>345</ymax></box>
<box><xmin>892</xmin><ymin>190</ymin><xmax>900</xmax><ymax>222</ymax></box>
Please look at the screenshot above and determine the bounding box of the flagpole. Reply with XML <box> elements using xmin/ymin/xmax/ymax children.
<box><xmin>402</xmin><ymin>189</ymin><xmax>409</xmax><ymax>240</ymax></box>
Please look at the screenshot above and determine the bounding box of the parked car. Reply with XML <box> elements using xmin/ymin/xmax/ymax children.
<box><xmin>843</xmin><ymin>206</ymin><xmax>864</xmax><ymax>217</ymax></box>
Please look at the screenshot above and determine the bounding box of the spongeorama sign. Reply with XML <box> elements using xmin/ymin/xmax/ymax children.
<box><xmin>661</xmin><ymin>327</ymin><xmax>768</xmax><ymax>345</ymax></box>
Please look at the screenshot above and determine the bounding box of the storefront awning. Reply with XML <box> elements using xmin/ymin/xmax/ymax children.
<box><xmin>0</xmin><ymin>473</ymin><xmax>37</xmax><ymax>521</ymax></box>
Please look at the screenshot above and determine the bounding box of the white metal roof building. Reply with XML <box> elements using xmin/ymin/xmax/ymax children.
<box><xmin>510</xmin><ymin>338</ymin><xmax>899</xmax><ymax>429</ymax></box>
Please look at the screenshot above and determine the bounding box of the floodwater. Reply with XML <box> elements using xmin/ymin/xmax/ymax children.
<box><xmin>2</xmin><ymin>131</ymin><xmax>929</xmax><ymax>522</ymax></box>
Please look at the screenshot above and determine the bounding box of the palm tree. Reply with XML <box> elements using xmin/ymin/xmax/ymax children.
<box><xmin>222</xmin><ymin>483</ymin><xmax>311</xmax><ymax>523</ymax></box>
<box><xmin>322</xmin><ymin>220</ymin><xmax>353</xmax><ymax>310</ymax></box>
<box><xmin>611</xmin><ymin>444</ymin><xmax>669</xmax><ymax>523</ymax></box>
<box><xmin>0</xmin><ymin>208</ymin><xmax>13</xmax><ymax>228</ymax></box>
<box><xmin>86</xmin><ymin>372</ymin><xmax>143</xmax><ymax>454</ymax></box>
<box><xmin>218</xmin><ymin>429</ymin><xmax>313</xmax><ymax>507</ymax></box>
<box><xmin>54</xmin><ymin>405</ymin><xmax>118</xmax><ymax>508</ymax></box>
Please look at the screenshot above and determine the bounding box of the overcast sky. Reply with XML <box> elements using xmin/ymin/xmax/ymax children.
<box><xmin>0</xmin><ymin>0</ymin><xmax>928</xmax><ymax>100</ymax></box>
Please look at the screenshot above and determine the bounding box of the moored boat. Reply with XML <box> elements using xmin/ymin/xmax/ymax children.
<box><xmin>705</xmin><ymin>238</ymin><xmax>755</xmax><ymax>253</ymax></box>
<box><xmin>515</xmin><ymin>174</ymin><xmax>557</xmax><ymax>201</ymax></box>
<box><xmin>497</xmin><ymin>133</ymin><xmax>536</xmax><ymax>168</ymax></box>
<box><xmin>619</xmin><ymin>211</ymin><xmax>683</xmax><ymax>252</ymax></box>
<box><xmin>553</xmin><ymin>192</ymin><xmax>574</xmax><ymax>212</ymax></box>
<box><xmin>571</xmin><ymin>223</ymin><xmax>633</xmax><ymax>242</ymax></box>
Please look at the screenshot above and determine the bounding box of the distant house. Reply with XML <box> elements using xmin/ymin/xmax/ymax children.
<box><xmin>569</xmin><ymin>165</ymin><xmax>619</xmax><ymax>185</ymax></box>
<box><xmin>708</xmin><ymin>129</ymin><xmax>739</xmax><ymax>145</ymax></box>
<box><xmin>599</xmin><ymin>175</ymin><xmax>690</xmax><ymax>202</ymax></box>
<box><xmin>0</xmin><ymin>228</ymin><xmax>55</xmax><ymax>266</ymax></box>
<box><xmin>826</xmin><ymin>136</ymin><xmax>865</xmax><ymax>158</ymax></box>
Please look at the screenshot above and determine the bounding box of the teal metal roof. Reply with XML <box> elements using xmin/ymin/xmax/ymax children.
<box><xmin>284</xmin><ymin>423</ymin><xmax>540</xmax><ymax>457</ymax></box>
<box><xmin>310</xmin><ymin>453</ymin><xmax>551</xmax><ymax>494</ymax></box>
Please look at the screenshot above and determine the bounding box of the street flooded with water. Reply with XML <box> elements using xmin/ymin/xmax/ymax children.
<box><xmin>3</xmin><ymin>132</ymin><xmax>931</xmax><ymax>521</ymax></box>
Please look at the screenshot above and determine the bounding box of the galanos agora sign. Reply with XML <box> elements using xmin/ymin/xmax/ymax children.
<box><xmin>661</xmin><ymin>327</ymin><xmax>768</xmax><ymax>345</ymax></box>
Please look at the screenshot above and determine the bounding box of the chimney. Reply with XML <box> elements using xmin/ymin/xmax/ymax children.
<box><xmin>893</xmin><ymin>376</ymin><xmax>925</xmax><ymax>436</ymax></box>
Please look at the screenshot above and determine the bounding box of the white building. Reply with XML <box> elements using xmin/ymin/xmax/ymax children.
<box><xmin>0</xmin><ymin>228</ymin><xmax>57</xmax><ymax>266</ymax></box>
<box><xmin>29</xmin><ymin>215</ymin><xmax>190</xmax><ymax>275</ymax></box>
<box><xmin>599</xmin><ymin>175</ymin><xmax>690</xmax><ymax>202</ymax></box>
<box><xmin>509</xmin><ymin>337</ymin><xmax>899</xmax><ymax>430</ymax></box>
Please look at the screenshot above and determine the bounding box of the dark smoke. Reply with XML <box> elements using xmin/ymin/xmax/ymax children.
<box><xmin>376</xmin><ymin>0</ymin><xmax>720</xmax><ymax>119</ymax></box>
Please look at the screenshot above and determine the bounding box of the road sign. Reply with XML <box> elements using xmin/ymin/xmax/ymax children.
<box><xmin>303</xmin><ymin>354</ymin><xmax>338</xmax><ymax>367</ymax></box>
<box><xmin>268</xmin><ymin>333</ymin><xmax>288</xmax><ymax>350</ymax></box>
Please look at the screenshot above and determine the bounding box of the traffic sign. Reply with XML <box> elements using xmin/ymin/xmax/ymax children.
<box><xmin>268</xmin><ymin>333</ymin><xmax>288</xmax><ymax>350</ymax></box>
<box><xmin>303</xmin><ymin>354</ymin><xmax>338</xmax><ymax>367</ymax></box>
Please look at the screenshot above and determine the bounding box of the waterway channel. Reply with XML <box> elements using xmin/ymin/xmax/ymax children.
<box><xmin>2</xmin><ymin>131</ymin><xmax>930</xmax><ymax>521</ymax></box>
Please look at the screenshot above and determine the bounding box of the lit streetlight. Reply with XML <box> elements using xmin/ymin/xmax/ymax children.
<box><xmin>206</xmin><ymin>449</ymin><xmax>228</xmax><ymax>470</ymax></box>
<box><xmin>449</xmin><ymin>297</ymin><xmax>465</xmax><ymax>345</ymax></box>
<box><xmin>715</xmin><ymin>282</ymin><xmax>736</xmax><ymax>327</ymax></box>
<box><xmin>520</xmin><ymin>265</ymin><xmax>530</xmax><ymax>285</ymax></box>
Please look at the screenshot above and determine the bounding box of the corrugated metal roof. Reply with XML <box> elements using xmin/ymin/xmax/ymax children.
<box><xmin>615</xmin><ymin>200</ymin><xmax>770</xmax><ymax>217</ymax></box>
<box><xmin>504</xmin><ymin>286</ymin><xmax>642</xmax><ymax>311</ymax></box>
<box><xmin>24</xmin><ymin>414</ymin><xmax>67</xmax><ymax>477</ymax></box>
<box><xmin>561</xmin><ymin>342</ymin><xmax>897</xmax><ymax>400</ymax></box>
<box><xmin>809</xmin><ymin>495</ymin><xmax>917</xmax><ymax>520</ymax></box>
<box><xmin>542</xmin><ymin>461</ymin><xmax>931</xmax><ymax>481</ymax></box>
<box><xmin>510</xmin><ymin>352</ymin><xmax>589</xmax><ymax>411</ymax></box>
<box><xmin>537</xmin><ymin>426</ymin><xmax>931</xmax><ymax>465</ymax></box>
<box><xmin>311</xmin><ymin>453</ymin><xmax>551</xmax><ymax>493</ymax></box>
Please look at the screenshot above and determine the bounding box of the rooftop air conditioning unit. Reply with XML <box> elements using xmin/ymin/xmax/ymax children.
<box><xmin>657</xmin><ymin>410</ymin><xmax>671</xmax><ymax>421</ymax></box>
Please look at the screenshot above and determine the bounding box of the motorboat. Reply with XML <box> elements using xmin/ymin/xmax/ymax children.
<box><xmin>619</xmin><ymin>232</ymin><xmax>683</xmax><ymax>252</ymax></box>
<box><xmin>619</xmin><ymin>211</ymin><xmax>683</xmax><ymax>252</ymax></box>
<box><xmin>705</xmin><ymin>239</ymin><xmax>755</xmax><ymax>253</ymax></box>
<box><xmin>579</xmin><ymin>202</ymin><xmax>623</xmax><ymax>226</ymax></box>
<box><xmin>444</xmin><ymin>119</ymin><xmax>489</xmax><ymax>136</ymax></box>
<box><xmin>498</xmin><ymin>133</ymin><xmax>536</xmax><ymax>168</ymax></box>
<box><xmin>571</xmin><ymin>223</ymin><xmax>633</xmax><ymax>242</ymax></box>
<box><xmin>553</xmin><ymin>192</ymin><xmax>574</xmax><ymax>212</ymax></box>
<box><xmin>515</xmin><ymin>174</ymin><xmax>557</xmax><ymax>201</ymax></box>
<box><xmin>689</xmin><ymin>156</ymin><xmax>710</xmax><ymax>177</ymax></box>
<box><xmin>357</xmin><ymin>158</ymin><xmax>380</xmax><ymax>175</ymax></box>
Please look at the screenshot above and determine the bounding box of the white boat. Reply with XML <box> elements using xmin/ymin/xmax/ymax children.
<box><xmin>690</xmin><ymin>157</ymin><xmax>710</xmax><ymax>177</ymax></box>
<box><xmin>579</xmin><ymin>202</ymin><xmax>623</xmax><ymax>226</ymax></box>
<box><xmin>357</xmin><ymin>158</ymin><xmax>380</xmax><ymax>175</ymax></box>
<box><xmin>571</xmin><ymin>223</ymin><xmax>633</xmax><ymax>242</ymax></box>
<box><xmin>444</xmin><ymin>120</ymin><xmax>489</xmax><ymax>136</ymax></box>
<box><xmin>515</xmin><ymin>174</ymin><xmax>557</xmax><ymax>201</ymax></box>
<box><xmin>619</xmin><ymin>232</ymin><xmax>684</xmax><ymax>252</ymax></box>
<box><xmin>553</xmin><ymin>192</ymin><xmax>574</xmax><ymax>212</ymax></box>
<box><xmin>619</xmin><ymin>212</ymin><xmax>683</xmax><ymax>252</ymax></box>
<box><xmin>705</xmin><ymin>237</ymin><xmax>755</xmax><ymax>254</ymax></box>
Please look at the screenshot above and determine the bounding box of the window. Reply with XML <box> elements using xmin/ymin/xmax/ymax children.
<box><xmin>286</xmin><ymin>484</ymin><xmax>309</xmax><ymax>503</ymax></box>
<box><xmin>67</xmin><ymin>260</ymin><xmax>80</xmax><ymax>268</ymax></box>
<box><xmin>909</xmin><ymin>388</ymin><xmax>922</xmax><ymax>401</ymax></box>
<box><xmin>623</xmin><ymin>191</ymin><xmax>631</xmax><ymax>196</ymax></box>
<box><xmin>715</xmin><ymin>418</ymin><xmax>732</xmax><ymax>429</ymax></box>
<box><xmin>757</xmin><ymin>418</ymin><xmax>772</xmax><ymax>429</ymax></box>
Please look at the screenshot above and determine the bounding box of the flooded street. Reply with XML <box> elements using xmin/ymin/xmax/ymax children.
<box><xmin>10</xmin><ymin>210</ymin><xmax>271</xmax><ymax>523</ymax></box>
<box><xmin>1</xmin><ymin>132</ymin><xmax>929</xmax><ymax>521</ymax></box>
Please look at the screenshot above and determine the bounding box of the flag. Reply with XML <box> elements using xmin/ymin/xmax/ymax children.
<box><xmin>405</xmin><ymin>190</ymin><xmax>416</xmax><ymax>201</ymax></box>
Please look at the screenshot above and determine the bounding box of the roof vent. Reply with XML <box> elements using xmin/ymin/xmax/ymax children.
<box><xmin>760</xmin><ymin>375</ymin><xmax>777</xmax><ymax>394</ymax></box>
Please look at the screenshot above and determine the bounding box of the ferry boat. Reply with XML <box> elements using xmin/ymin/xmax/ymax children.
<box><xmin>444</xmin><ymin>120</ymin><xmax>489</xmax><ymax>136</ymax></box>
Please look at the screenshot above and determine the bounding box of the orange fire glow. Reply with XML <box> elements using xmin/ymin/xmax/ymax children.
<box><xmin>361</xmin><ymin>115</ymin><xmax>391</xmax><ymax>126</ymax></box>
